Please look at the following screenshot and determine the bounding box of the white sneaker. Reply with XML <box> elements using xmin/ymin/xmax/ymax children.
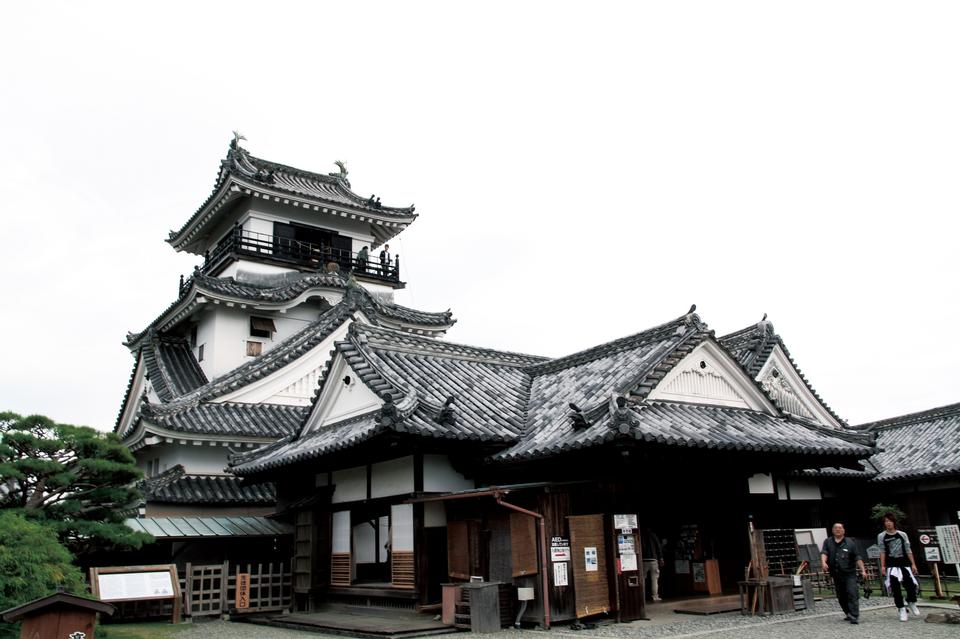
<box><xmin>909</xmin><ymin>603</ymin><xmax>920</xmax><ymax>616</ymax></box>
<box><xmin>898</xmin><ymin>608</ymin><xmax>908</xmax><ymax>622</ymax></box>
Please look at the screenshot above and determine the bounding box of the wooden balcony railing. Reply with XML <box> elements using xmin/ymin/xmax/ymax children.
<box><xmin>200</xmin><ymin>227</ymin><xmax>401</xmax><ymax>284</ymax></box>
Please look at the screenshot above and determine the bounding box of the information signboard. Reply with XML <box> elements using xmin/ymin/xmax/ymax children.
<box><xmin>97</xmin><ymin>571</ymin><xmax>174</xmax><ymax>601</ymax></box>
<box><xmin>935</xmin><ymin>524</ymin><xmax>960</xmax><ymax>565</ymax></box>
<box><xmin>89</xmin><ymin>565</ymin><xmax>181</xmax><ymax>624</ymax></box>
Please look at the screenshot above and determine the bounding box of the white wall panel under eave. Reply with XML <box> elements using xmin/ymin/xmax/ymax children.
<box><xmin>423</xmin><ymin>454</ymin><xmax>474</xmax><ymax>493</ymax></box>
<box><xmin>332</xmin><ymin>510</ymin><xmax>351</xmax><ymax>553</ymax></box>
<box><xmin>788</xmin><ymin>480</ymin><xmax>822</xmax><ymax>501</ymax></box>
<box><xmin>391</xmin><ymin>504</ymin><xmax>414</xmax><ymax>552</ymax></box>
<box><xmin>747</xmin><ymin>473</ymin><xmax>775</xmax><ymax>494</ymax></box>
<box><xmin>332</xmin><ymin>465</ymin><xmax>367</xmax><ymax>503</ymax></box>
<box><xmin>371</xmin><ymin>456</ymin><xmax>415</xmax><ymax>498</ymax></box>
<box><xmin>353</xmin><ymin>521</ymin><xmax>376</xmax><ymax>564</ymax></box>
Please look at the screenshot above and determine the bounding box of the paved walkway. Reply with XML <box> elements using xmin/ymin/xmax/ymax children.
<box><xmin>179</xmin><ymin>600</ymin><xmax>957</xmax><ymax>639</ymax></box>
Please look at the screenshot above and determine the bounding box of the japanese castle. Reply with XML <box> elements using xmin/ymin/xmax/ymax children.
<box><xmin>114</xmin><ymin>138</ymin><xmax>959</xmax><ymax>623</ymax></box>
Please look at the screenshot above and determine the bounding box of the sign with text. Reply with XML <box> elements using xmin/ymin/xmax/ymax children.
<box><xmin>97</xmin><ymin>571</ymin><xmax>175</xmax><ymax>601</ymax></box>
<box><xmin>553</xmin><ymin>561</ymin><xmax>569</xmax><ymax>586</ymax></box>
<box><xmin>614</xmin><ymin>514</ymin><xmax>638</xmax><ymax>532</ymax></box>
<box><xmin>551</xmin><ymin>536</ymin><xmax>571</xmax><ymax>562</ymax></box>
<box><xmin>935</xmin><ymin>524</ymin><xmax>960</xmax><ymax>565</ymax></box>
<box><xmin>925</xmin><ymin>547</ymin><xmax>942</xmax><ymax>562</ymax></box>
<box><xmin>584</xmin><ymin>547</ymin><xmax>598</xmax><ymax>572</ymax></box>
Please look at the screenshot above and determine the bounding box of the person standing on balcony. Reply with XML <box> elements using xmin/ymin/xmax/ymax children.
<box><xmin>379</xmin><ymin>244</ymin><xmax>392</xmax><ymax>277</ymax></box>
<box><xmin>878</xmin><ymin>512</ymin><xmax>920</xmax><ymax>622</ymax></box>
<box><xmin>821</xmin><ymin>522</ymin><xmax>867</xmax><ymax>624</ymax></box>
<box><xmin>356</xmin><ymin>246</ymin><xmax>369</xmax><ymax>273</ymax></box>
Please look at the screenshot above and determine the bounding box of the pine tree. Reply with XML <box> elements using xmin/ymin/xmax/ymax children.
<box><xmin>0</xmin><ymin>412</ymin><xmax>151</xmax><ymax>556</ymax></box>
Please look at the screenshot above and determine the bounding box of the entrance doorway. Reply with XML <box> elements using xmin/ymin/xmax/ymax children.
<box><xmin>352</xmin><ymin>507</ymin><xmax>391</xmax><ymax>584</ymax></box>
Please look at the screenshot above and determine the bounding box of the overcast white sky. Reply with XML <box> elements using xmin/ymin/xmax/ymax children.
<box><xmin>1</xmin><ymin>2</ymin><xmax>957</xmax><ymax>430</ymax></box>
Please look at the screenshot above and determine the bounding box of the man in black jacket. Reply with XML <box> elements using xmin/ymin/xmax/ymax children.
<box><xmin>821</xmin><ymin>522</ymin><xmax>867</xmax><ymax>624</ymax></box>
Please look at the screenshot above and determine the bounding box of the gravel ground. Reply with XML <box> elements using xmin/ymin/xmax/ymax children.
<box><xmin>179</xmin><ymin>600</ymin><xmax>957</xmax><ymax>639</ymax></box>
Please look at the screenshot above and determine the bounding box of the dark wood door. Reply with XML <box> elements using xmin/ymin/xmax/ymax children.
<box><xmin>568</xmin><ymin>514</ymin><xmax>610</xmax><ymax>619</ymax></box>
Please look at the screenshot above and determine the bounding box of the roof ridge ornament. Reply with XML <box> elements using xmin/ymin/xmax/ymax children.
<box><xmin>330</xmin><ymin>160</ymin><xmax>351</xmax><ymax>187</ymax></box>
<box><xmin>230</xmin><ymin>130</ymin><xmax>246</xmax><ymax>154</ymax></box>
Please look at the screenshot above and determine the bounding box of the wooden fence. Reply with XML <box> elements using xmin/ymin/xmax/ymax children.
<box><xmin>183</xmin><ymin>561</ymin><xmax>291</xmax><ymax>617</ymax></box>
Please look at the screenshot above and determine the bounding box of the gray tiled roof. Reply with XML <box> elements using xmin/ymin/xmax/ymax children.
<box><xmin>498</xmin><ymin>401</ymin><xmax>873</xmax><ymax>462</ymax></box>
<box><xmin>233</xmin><ymin>311</ymin><xmax>874</xmax><ymax>475</ymax></box>
<box><xmin>719</xmin><ymin>317</ymin><xmax>846</xmax><ymax>426</ymax></box>
<box><xmin>141</xmin><ymin>333</ymin><xmax>208</xmax><ymax>402</ymax></box>
<box><xmin>139</xmin><ymin>401</ymin><xmax>305</xmax><ymax>439</ymax></box>
<box><xmin>143</xmin><ymin>465</ymin><xmax>275</xmax><ymax>504</ymax></box>
<box><xmin>168</xmin><ymin>143</ymin><xmax>417</xmax><ymax>251</ymax></box>
<box><xmin>855</xmin><ymin>402</ymin><xmax>960</xmax><ymax>482</ymax></box>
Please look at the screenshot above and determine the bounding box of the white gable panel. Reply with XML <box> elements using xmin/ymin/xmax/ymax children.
<box><xmin>756</xmin><ymin>345</ymin><xmax>842</xmax><ymax>428</ymax></box>
<box><xmin>308</xmin><ymin>355</ymin><xmax>383</xmax><ymax>430</ymax></box>
<box><xmin>212</xmin><ymin>318</ymin><xmax>354</xmax><ymax>406</ymax></box>
<box><xmin>648</xmin><ymin>341</ymin><xmax>778</xmax><ymax>415</ymax></box>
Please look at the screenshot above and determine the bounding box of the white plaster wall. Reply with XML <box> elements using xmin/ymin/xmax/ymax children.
<box><xmin>788</xmin><ymin>480</ymin><xmax>822</xmax><ymax>501</ymax></box>
<box><xmin>332</xmin><ymin>511</ymin><xmax>351</xmax><ymax>553</ymax></box>
<box><xmin>194</xmin><ymin>303</ymin><xmax>333</xmax><ymax>380</ymax></box>
<box><xmin>371</xmin><ymin>456</ymin><xmax>415</xmax><ymax>498</ymax></box>
<box><xmin>747</xmin><ymin>473</ymin><xmax>775</xmax><ymax>495</ymax></box>
<box><xmin>353</xmin><ymin>522</ymin><xmax>376</xmax><ymax>564</ymax></box>
<box><xmin>332</xmin><ymin>466</ymin><xmax>367</xmax><ymax>504</ymax></box>
<box><xmin>219</xmin><ymin>260</ymin><xmax>294</xmax><ymax>278</ymax></box>
<box><xmin>136</xmin><ymin>442</ymin><xmax>230</xmax><ymax>476</ymax></box>
<box><xmin>193</xmin><ymin>307</ymin><xmax>217</xmax><ymax>380</ymax></box>
<box><xmin>423</xmin><ymin>455</ymin><xmax>474</xmax><ymax>492</ymax></box>
<box><xmin>391</xmin><ymin>504</ymin><xmax>414</xmax><ymax>552</ymax></box>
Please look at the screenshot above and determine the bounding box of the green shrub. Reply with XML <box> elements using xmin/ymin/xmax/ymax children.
<box><xmin>0</xmin><ymin>511</ymin><xmax>85</xmax><ymax>639</ymax></box>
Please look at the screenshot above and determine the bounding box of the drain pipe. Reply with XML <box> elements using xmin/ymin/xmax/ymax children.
<box><xmin>495</xmin><ymin>495</ymin><xmax>551</xmax><ymax>630</ymax></box>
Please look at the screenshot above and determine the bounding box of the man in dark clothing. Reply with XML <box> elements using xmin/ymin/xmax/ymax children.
<box><xmin>379</xmin><ymin>244</ymin><xmax>392</xmax><ymax>277</ymax></box>
<box><xmin>821</xmin><ymin>522</ymin><xmax>867</xmax><ymax>624</ymax></box>
<box><xmin>640</xmin><ymin>529</ymin><xmax>664</xmax><ymax>601</ymax></box>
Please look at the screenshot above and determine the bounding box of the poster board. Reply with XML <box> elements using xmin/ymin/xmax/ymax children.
<box><xmin>935</xmin><ymin>525</ymin><xmax>960</xmax><ymax>566</ymax></box>
<box><xmin>89</xmin><ymin>565</ymin><xmax>181</xmax><ymax>624</ymax></box>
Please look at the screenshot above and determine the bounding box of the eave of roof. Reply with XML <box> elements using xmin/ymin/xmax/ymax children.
<box><xmin>168</xmin><ymin>144</ymin><xmax>417</xmax><ymax>253</ymax></box>
<box><xmin>124</xmin><ymin>271</ymin><xmax>454</xmax><ymax>352</ymax></box>
<box><xmin>125</xmin><ymin>516</ymin><xmax>291</xmax><ymax>539</ymax></box>
<box><xmin>143</xmin><ymin>465</ymin><xmax>275</xmax><ymax>504</ymax></box>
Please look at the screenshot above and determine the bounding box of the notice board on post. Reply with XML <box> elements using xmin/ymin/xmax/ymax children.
<box><xmin>90</xmin><ymin>565</ymin><xmax>181</xmax><ymax>623</ymax></box>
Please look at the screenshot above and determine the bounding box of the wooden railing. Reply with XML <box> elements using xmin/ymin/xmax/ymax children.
<box><xmin>200</xmin><ymin>227</ymin><xmax>401</xmax><ymax>283</ymax></box>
